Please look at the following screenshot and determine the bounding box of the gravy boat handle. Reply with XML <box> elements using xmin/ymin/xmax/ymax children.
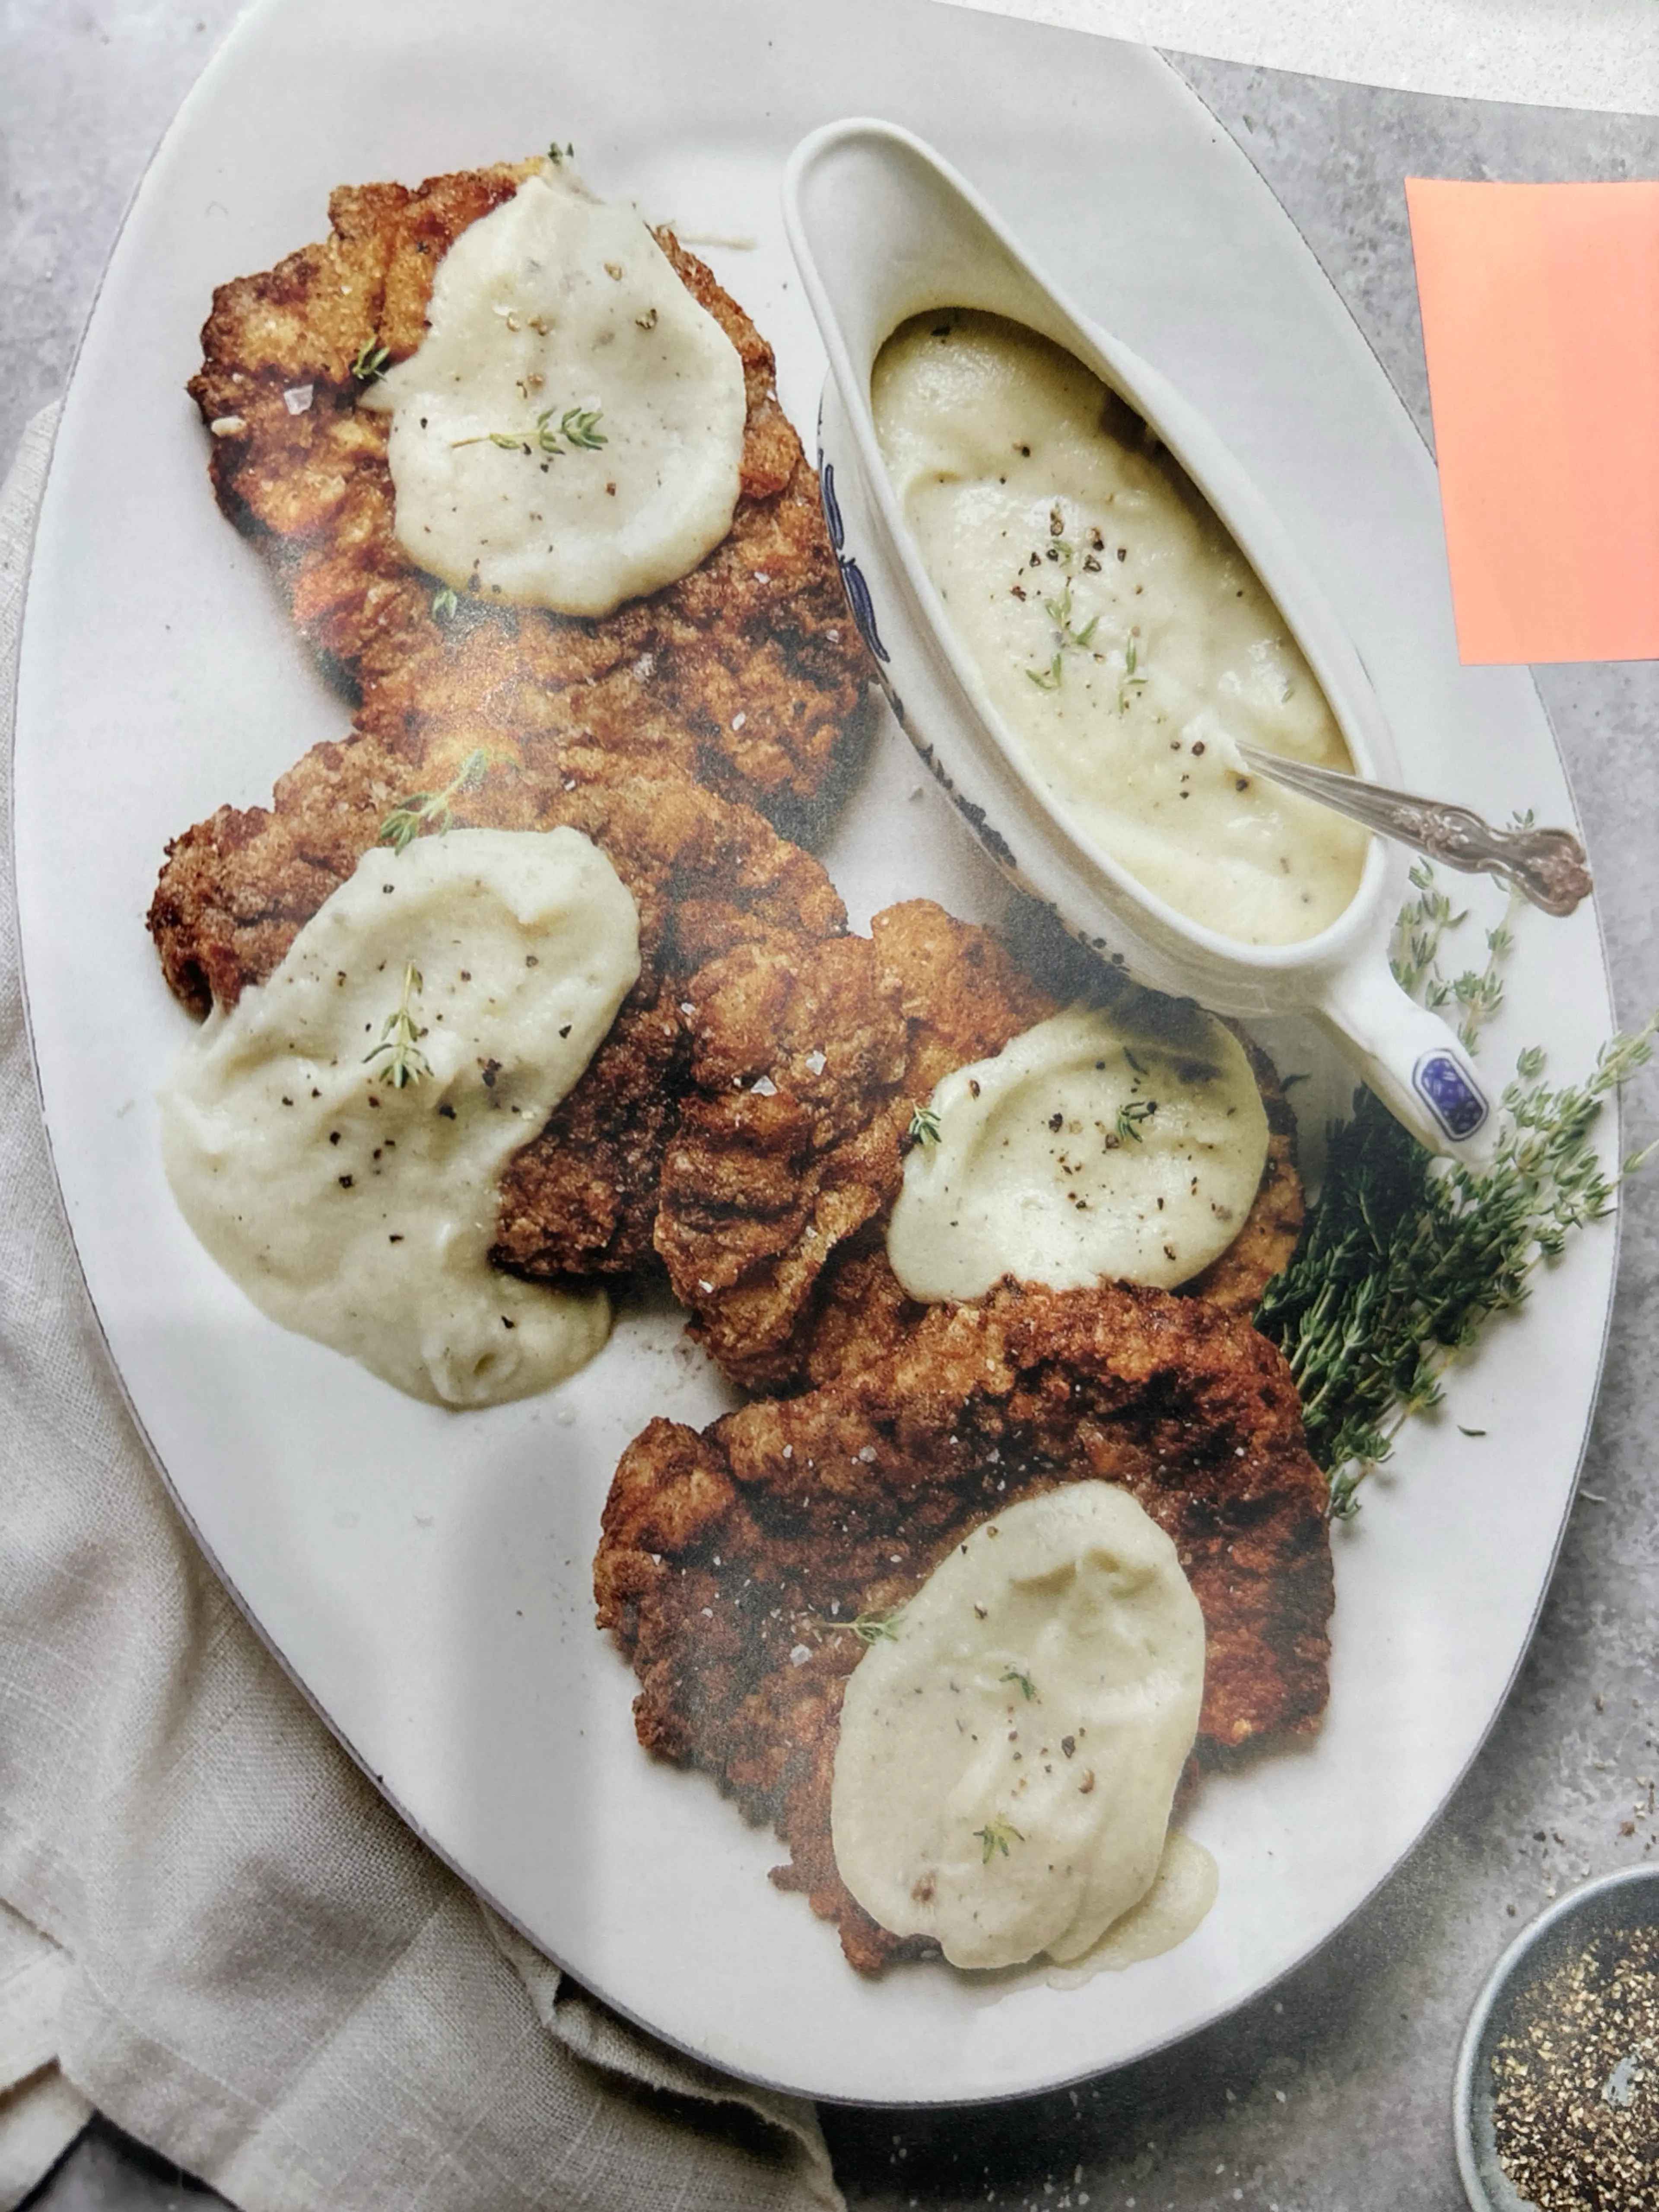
<box><xmin>1315</xmin><ymin>961</ymin><xmax>1499</xmax><ymax>1169</ymax></box>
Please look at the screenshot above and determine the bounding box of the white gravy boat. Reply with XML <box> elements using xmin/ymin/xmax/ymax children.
<box><xmin>783</xmin><ymin>117</ymin><xmax>1497</xmax><ymax>1165</ymax></box>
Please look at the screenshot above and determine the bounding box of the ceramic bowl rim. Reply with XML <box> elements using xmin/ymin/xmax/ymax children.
<box><xmin>1452</xmin><ymin>1861</ymin><xmax>1659</xmax><ymax>2210</ymax></box>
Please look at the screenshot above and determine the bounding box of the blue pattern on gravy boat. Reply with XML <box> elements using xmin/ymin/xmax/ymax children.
<box><xmin>784</xmin><ymin>117</ymin><xmax>1493</xmax><ymax>1163</ymax></box>
<box><xmin>819</xmin><ymin>457</ymin><xmax>890</xmax><ymax>669</ymax></box>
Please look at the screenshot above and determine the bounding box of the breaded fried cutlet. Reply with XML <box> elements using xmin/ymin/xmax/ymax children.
<box><xmin>654</xmin><ymin>899</ymin><xmax>1304</xmax><ymax>1390</ymax></box>
<box><xmin>149</xmin><ymin>733</ymin><xmax>846</xmax><ymax>1281</ymax></box>
<box><xmin>187</xmin><ymin>161</ymin><xmax>868</xmax><ymax>829</ymax></box>
<box><xmin>654</xmin><ymin>900</ymin><xmax>1062</xmax><ymax>1391</ymax></box>
<box><xmin>594</xmin><ymin>1279</ymin><xmax>1334</xmax><ymax>1973</ymax></box>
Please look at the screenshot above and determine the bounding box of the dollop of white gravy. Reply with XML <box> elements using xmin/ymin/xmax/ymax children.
<box><xmin>364</xmin><ymin>170</ymin><xmax>747</xmax><ymax>617</ymax></box>
<box><xmin>160</xmin><ymin>828</ymin><xmax>640</xmax><ymax>1408</ymax></box>
<box><xmin>872</xmin><ymin>311</ymin><xmax>1369</xmax><ymax>944</ymax></box>
<box><xmin>1043</xmin><ymin>1830</ymin><xmax>1217</xmax><ymax>1986</ymax></box>
<box><xmin>831</xmin><ymin>1484</ymin><xmax>1206</xmax><ymax>1972</ymax></box>
<box><xmin>887</xmin><ymin>998</ymin><xmax>1269</xmax><ymax>1301</ymax></box>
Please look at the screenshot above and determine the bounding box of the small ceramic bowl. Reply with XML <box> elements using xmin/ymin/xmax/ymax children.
<box><xmin>783</xmin><ymin>117</ymin><xmax>1497</xmax><ymax>1164</ymax></box>
<box><xmin>1454</xmin><ymin>1865</ymin><xmax>1659</xmax><ymax>2210</ymax></box>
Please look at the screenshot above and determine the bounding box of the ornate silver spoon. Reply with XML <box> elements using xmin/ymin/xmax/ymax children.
<box><xmin>1236</xmin><ymin>744</ymin><xmax>1593</xmax><ymax>918</ymax></box>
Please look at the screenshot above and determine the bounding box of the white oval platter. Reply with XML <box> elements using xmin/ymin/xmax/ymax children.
<box><xmin>11</xmin><ymin>0</ymin><xmax>1617</xmax><ymax>2106</ymax></box>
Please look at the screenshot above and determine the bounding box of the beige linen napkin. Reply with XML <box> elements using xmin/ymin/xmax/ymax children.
<box><xmin>0</xmin><ymin>404</ymin><xmax>841</xmax><ymax>2212</ymax></box>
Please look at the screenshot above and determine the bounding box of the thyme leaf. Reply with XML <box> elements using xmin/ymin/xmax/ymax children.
<box><xmin>452</xmin><ymin>405</ymin><xmax>607</xmax><ymax>458</ymax></box>
<box><xmin>909</xmin><ymin>1104</ymin><xmax>943</xmax><ymax>1148</ymax></box>
<box><xmin>974</xmin><ymin>1819</ymin><xmax>1025</xmax><ymax>1864</ymax></box>
<box><xmin>378</xmin><ymin>746</ymin><xmax>496</xmax><ymax>853</ymax></box>
<box><xmin>363</xmin><ymin>961</ymin><xmax>431</xmax><ymax>1089</ymax></box>
<box><xmin>1117</xmin><ymin>633</ymin><xmax>1148</xmax><ymax>716</ymax></box>
<box><xmin>1000</xmin><ymin>1666</ymin><xmax>1036</xmax><ymax>1701</ymax></box>
<box><xmin>351</xmin><ymin>339</ymin><xmax>392</xmax><ymax>384</ymax></box>
<box><xmin>850</xmin><ymin>1607</ymin><xmax>903</xmax><ymax>1645</ymax></box>
<box><xmin>1026</xmin><ymin>579</ymin><xmax>1100</xmax><ymax>689</ymax></box>
<box><xmin>1390</xmin><ymin>859</ymin><xmax>1518</xmax><ymax>1051</ymax></box>
<box><xmin>801</xmin><ymin>1605</ymin><xmax>903</xmax><ymax>1645</ymax></box>
<box><xmin>558</xmin><ymin>406</ymin><xmax>607</xmax><ymax>451</ymax></box>
<box><xmin>1116</xmin><ymin>1098</ymin><xmax>1158</xmax><ymax>1144</ymax></box>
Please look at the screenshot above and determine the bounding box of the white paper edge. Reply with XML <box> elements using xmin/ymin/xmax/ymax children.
<box><xmin>949</xmin><ymin>0</ymin><xmax>1659</xmax><ymax>117</ymax></box>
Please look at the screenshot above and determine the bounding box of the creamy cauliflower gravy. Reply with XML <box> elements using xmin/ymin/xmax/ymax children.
<box><xmin>365</xmin><ymin>169</ymin><xmax>747</xmax><ymax>617</ymax></box>
<box><xmin>872</xmin><ymin>311</ymin><xmax>1369</xmax><ymax>944</ymax></box>
<box><xmin>831</xmin><ymin>1484</ymin><xmax>1207</xmax><ymax>1971</ymax></box>
<box><xmin>161</xmin><ymin>828</ymin><xmax>639</xmax><ymax>1408</ymax></box>
<box><xmin>888</xmin><ymin>997</ymin><xmax>1269</xmax><ymax>1301</ymax></box>
<box><xmin>1045</xmin><ymin>1829</ymin><xmax>1217</xmax><ymax>1987</ymax></box>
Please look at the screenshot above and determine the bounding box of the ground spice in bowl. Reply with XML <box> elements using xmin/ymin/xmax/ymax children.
<box><xmin>1490</xmin><ymin>1923</ymin><xmax>1659</xmax><ymax>2209</ymax></box>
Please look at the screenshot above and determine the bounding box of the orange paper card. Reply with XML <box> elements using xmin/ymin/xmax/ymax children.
<box><xmin>1406</xmin><ymin>178</ymin><xmax>1659</xmax><ymax>665</ymax></box>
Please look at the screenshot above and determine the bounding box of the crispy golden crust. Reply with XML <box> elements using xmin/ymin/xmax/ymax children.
<box><xmin>187</xmin><ymin>163</ymin><xmax>868</xmax><ymax>827</ymax></box>
<box><xmin>594</xmin><ymin>1279</ymin><xmax>1334</xmax><ymax>1973</ymax></box>
<box><xmin>1185</xmin><ymin>1035</ymin><xmax>1304</xmax><ymax>1316</ymax></box>
<box><xmin>654</xmin><ymin>901</ymin><xmax>1062</xmax><ymax>1391</ymax></box>
<box><xmin>655</xmin><ymin>899</ymin><xmax>1304</xmax><ymax>1390</ymax></box>
<box><xmin>148</xmin><ymin>730</ymin><xmax>846</xmax><ymax>1280</ymax></box>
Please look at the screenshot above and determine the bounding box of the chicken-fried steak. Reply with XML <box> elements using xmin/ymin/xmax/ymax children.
<box><xmin>149</xmin><ymin>732</ymin><xmax>846</xmax><ymax>1281</ymax></box>
<box><xmin>187</xmin><ymin>161</ymin><xmax>868</xmax><ymax>829</ymax></box>
<box><xmin>595</xmin><ymin>1279</ymin><xmax>1334</xmax><ymax>1972</ymax></box>
<box><xmin>655</xmin><ymin>899</ymin><xmax>1303</xmax><ymax>1390</ymax></box>
<box><xmin>654</xmin><ymin>900</ymin><xmax>1062</xmax><ymax>1391</ymax></box>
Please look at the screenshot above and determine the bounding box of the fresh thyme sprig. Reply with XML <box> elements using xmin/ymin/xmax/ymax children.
<box><xmin>1025</xmin><ymin>581</ymin><xmax>1099</xmax><ymax>692</ymax></box>
<box><xmin>909</xmin><ymin>1104</ymin><xmax>942</xmax><ymax>1148</ymax></box>
<box><xmin>363</xmin><ymin>962</ymin><xmax>431</xmax><ymax>1089</ymax></box>
<box><xmin>351</xmin><ymin>339</ymin><xmax>391</xmax><ymax>384</ymax></box>
<box><xmin>974</xmin><ymin>1819</ymin><xmax>1025</xmax><ymax>1863</ymax></box>
<box><xmin>1389</xmin><ymin>861</ymin><xmax>1464</xmax><ymax>1001</ymax></box>
<box><xmin>1389</xmin><ymin>859</ymin><xmax>1519</xmax><ymax>1051</ymax></box>
<box><xmin>451</xmin><ymin>405</ymin><xmax>607</xmax><ymax>457</ymax></box>
<box><xmin>1259</xmin><ymin>857</ymin><xmax>1659</xmax><ymax>1514</ymax></box>
<box><xmin>378</xmin><ymin>747</ymin><xmax>494</xmax><ymax>854</ymax></box>
<box><xmin>1451</xmin><ymin>899</ymin><xmax>1520</xmax><ymax>1052</ymax></box>
<box><xmin>1045</xmin><ymin>584</ymin><xmax>1098</xmax><ymax>649</ymax></box>
<box><xmin>802</xmin><ymin>1606</ymin><xmax>903</xmax><ymax>1645</ymax></box>
<box><xmin>1256</xmin><ymin>1025</ymin><xmax>1659</xmax><ymax>1517</ymax></box>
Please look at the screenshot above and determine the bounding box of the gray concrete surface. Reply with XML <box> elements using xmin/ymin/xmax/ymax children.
<box><xmin>5</xmin><ymin>10</ymin><xmax>1659</xmax><ymax>2210</ymax></box>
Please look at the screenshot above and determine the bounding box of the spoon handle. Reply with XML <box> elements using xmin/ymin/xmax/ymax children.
<box><xmin>1236</xmin><ymin>745</ymin><xmax>1593</xmax><ymax>918</ymax></box>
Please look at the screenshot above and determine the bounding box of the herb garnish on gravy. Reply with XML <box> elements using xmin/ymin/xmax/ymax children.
<box><xmin>831</xmin><ymin>1483</ymin><xmax>1209</xmax><ymax>1972</ymax></box>
<box><xmin>872</xmin><ymin>309</ymin><xmax>1369</xmax><ymax>944</ymax></box>
<box><xmin>887</xmin><ymin>997</ymin><xmax>1269</xmax><ymax>1301</ymax></box>
<box><xmin>362</xmin><ymin>166</ymin><xmax>747</xmax><ymax>617</ymax></box>
<box><xmin>161</xmin><ymin>829</ymin><xmax>639</xmax><ymax>1408</ymax></box>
